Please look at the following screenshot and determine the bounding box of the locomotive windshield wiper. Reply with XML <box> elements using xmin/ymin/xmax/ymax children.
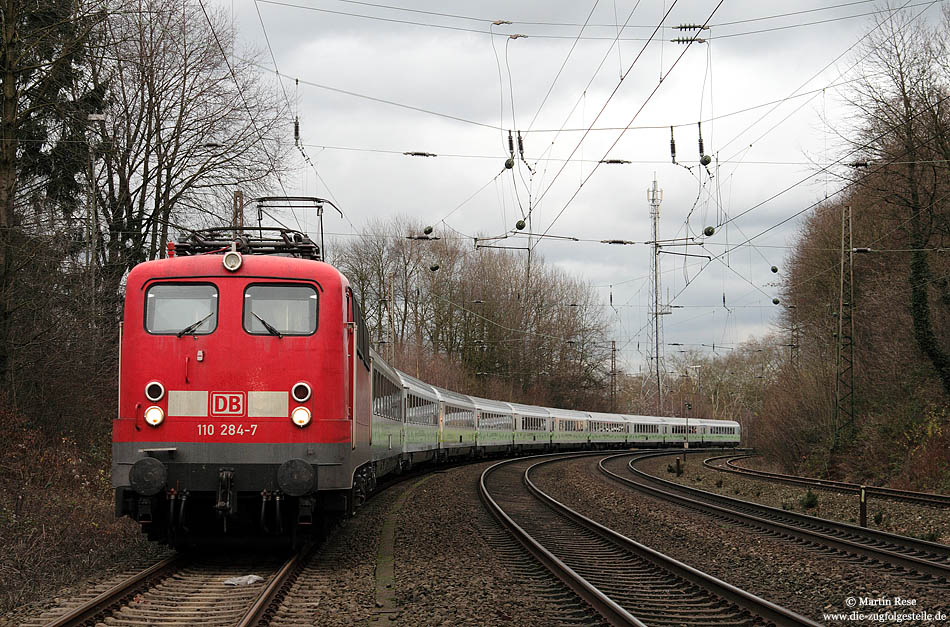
<box><xmin>176</xmin><ymin>312</ymin><xmax>214</xmax><ymax>337</ymax></box>
<box><xmin>252</xmin><ymin>312</ymin><xmax>283</xmax><ymax>338</ymax></box>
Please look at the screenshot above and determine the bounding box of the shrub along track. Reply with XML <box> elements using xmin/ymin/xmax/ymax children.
<box><xmin>606</xmin><ymin>451</ymin><xmax>950</xmax><ymax>588</ymax></box>
<box><xmin>481</xmin><ymin>453</ymin><xmax>819</xmax><ymax>626</ymax></box>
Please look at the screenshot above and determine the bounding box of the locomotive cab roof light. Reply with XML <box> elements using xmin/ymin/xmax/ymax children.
<box><xmin>222</xmin><ymin>243</ymin><xmax>243</xmax><ymax>272</ymax></box>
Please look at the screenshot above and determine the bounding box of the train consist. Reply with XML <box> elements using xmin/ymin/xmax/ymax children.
<box><xmin>112</xmin><ymin>227</ymin><xmax>740</xmax><ymax>545</ymax></box>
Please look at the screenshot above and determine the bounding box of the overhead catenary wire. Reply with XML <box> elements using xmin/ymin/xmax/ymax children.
<box><xmin>239</xmin><ymin>63</ymin><xmax>884</xmax><ymax>142</ymax></box>
<box><xmin>253</xmin><ymin>0</ymin><xmax>367</xmax><ymax>241</ymax></box>
<box><xmin>714</xmin><ymin>86</ymin><xmax>950</xmax><ymax>243</ymax></box>
<box><xmin>196</xmin><ymin>0</ymin><xmax>291</xmax><ymax>202</ymax></box>
<box><xmin>717</xmin><ymin>0</ymin><xmax>931</xmax><ymax>159</ymax></box>
<box><xmin>526</xmin><ymin>0</ymin><xmax>683</xmax><ymax>223</ymax></box>
<box><xmin>524</xmin><ymin>0</ymin><xmax>646</xmax><ymax>197</ymax></box>
<box><xmin>255</xmin><ymin>0</ymin><xmax>935</xmax><ymax>42</ymax></box>
<box><xmin>292</xmin><ymin>0</ymin><xmax>880</xmax><ymax>30</ymax></box>
<box><xmin>525</xmin><ymin>0</ymin><xmax>603</xmax><ymax>133</ymax></box>
<box><xmin>532</xmin><ymin>2</ymin><xmax>726</xmax><ymax>249</ymax></box>
<box><xmin>248</xmin><ymin>60</ymin><xmax>504</xmax><ymax>130</ymax></box>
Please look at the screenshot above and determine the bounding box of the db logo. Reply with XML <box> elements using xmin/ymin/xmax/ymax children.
<box><xmin>210</xmin><ymin>392</ymin><xmax>245</xmax><ymax>416</ymax></box>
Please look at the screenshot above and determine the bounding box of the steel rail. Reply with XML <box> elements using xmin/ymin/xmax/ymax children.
<box><xmin>705</xmin><ymin>453</ymin><xmax>950</xmax><ymax>507</ymax></box>
<box><xmin>523</xmin><ymin>455</ymin><xmax>821</xmax><ymax>627</ymax></box>
<box><xmin>481</xmin><ymin>452</ymin><xmax>819</xmax><ymax>627</ymax></box>
<box><xmin>603</xmin><ymin>451</ymin><xmax>950</xmax><ymax>582</ymax></box>
<box><xmin>46</xmin><ymin>555</ymin><xmax>184</xmax><ymax>627</ymax></box>
<box><xmin>480</xmin><ymin>454</ymin><xmax>644</xmax><ymax>627</ymax></box>
<box><xmin>237</xmin><ymin>546</ymin><xmax>313</xmax><ymax>627</ymax></box>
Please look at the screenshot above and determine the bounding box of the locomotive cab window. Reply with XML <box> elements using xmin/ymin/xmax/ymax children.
<box><xmin>244</xmin><ymin>284</ymin><xmax>317</xmax><ymax>336</ymax></box>
<box><xmin>145</xmin><ymin>283</ymin><xmax>218</xmax><ymax>335</ymax></box>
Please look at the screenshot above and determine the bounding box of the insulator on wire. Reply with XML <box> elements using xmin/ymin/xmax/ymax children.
<box><xmin>507</xmin><ymin>131</ymin><xmax>514</xmax><ymax>156</ymax></box>
<box><xmin>670</xmin><ymin>126</ymin><xmax>676</xmax><ymax>163</ymax></box>
<box><xmin>697</xmin><ymin>121</ymin><xmax>704</xmax><ymax>158</ymax></box>
<box><xmin>294</xmin><ymin>117</ymin><xmax>299</xmax><ymax>145</ymax></box>
<box><xmin>516</xmin><ymin>130</ymin><xmax>535</xmax><ymax>174</ymax></box>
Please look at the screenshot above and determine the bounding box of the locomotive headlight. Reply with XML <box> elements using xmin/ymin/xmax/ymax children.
<box><xmin>291</xmin><ymin>406</ymin><xmax>311</xmax><ymax>427</ymax></box>
<box><xmin>222</xmin><ymin>250</ymin><xmax>243</xmax><ymax>272</ymax></box>
<box><xmin>291</xmin><ymin>382</ymin><xmax>312</xmax><ymax>403</ymax></box>
<box><xmin>145</xmin><ymin>381</ymin><xmax>165</xmax><ymax>402</ymax></box>
<box><xmin>144</xmin><ymin>405</ymin><xmax>165</xmax><ymax>427</ymax></box>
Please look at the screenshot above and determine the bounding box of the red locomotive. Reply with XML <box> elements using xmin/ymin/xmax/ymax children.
<box><xmin>113</xmin><ymin>227</ymin><xmax>373</xmax><ymax>544</ymax></box>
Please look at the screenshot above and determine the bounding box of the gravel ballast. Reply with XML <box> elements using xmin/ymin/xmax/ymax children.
<box><xmin>391</xmin><ymin>462</ymin><xmax>569</xmax><ymax>626</ymax></box>
<box><xmin>273</xmin><ymin>460</ymin><xmax>584</xmax><ymax>625</ymax></box>
<box><xmin>639</xmin><ymin>452</ymin><xmax>950</xmax><ymax>544</ymax></box>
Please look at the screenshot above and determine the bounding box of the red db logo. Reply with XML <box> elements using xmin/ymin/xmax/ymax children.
<box><xmin>211</xmin><ymin>392</ymin><xmax>245</xmax><ymax>416</ymax></box>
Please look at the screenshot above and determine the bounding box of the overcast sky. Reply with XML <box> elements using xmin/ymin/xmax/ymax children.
<box><xmin>215</xmin><ymin>0</ymin><xmax>945</xmax><ymax>371</ymax></box>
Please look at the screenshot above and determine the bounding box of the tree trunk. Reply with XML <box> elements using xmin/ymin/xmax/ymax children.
<box><xmin>908</xmin><ymin>215</ymin><xmax>950</xmax><ymax>395</ymax></box>
<box><xmin>0</xmin><ymin>0</ymin><xmax>19</xmax><ymax>392</ymax></box>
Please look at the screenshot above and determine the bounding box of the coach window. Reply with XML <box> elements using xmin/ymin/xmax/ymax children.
<box><xmin>244</xmin><ymin>284</ymin><xmax>318</xmax><ymax>336</ymax></box>
<box><xmin>145</xmin><ymin>283</ymin><xmax>218</xmax><ymax>335</ymax></box>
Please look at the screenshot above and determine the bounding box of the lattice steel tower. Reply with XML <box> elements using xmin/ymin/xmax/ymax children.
<box><xmin>832</xmin><ymin>205</ymin><xmax>855</xmax><ymax>448</ymax></box>
<box><xmin>647</xmin><ymin>176</ymin><xmax>668</xmax><ymax>413</ymax></box>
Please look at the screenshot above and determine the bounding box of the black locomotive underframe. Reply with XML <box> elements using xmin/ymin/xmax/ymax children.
<box><xmin>116</xmin><ymin>461</ymin><xmax>349</xmax><ymax>545</ymax></box>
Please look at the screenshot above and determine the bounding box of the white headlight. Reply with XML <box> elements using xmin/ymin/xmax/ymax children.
<box><xmin>291</xmin><ymin>406</ymin><xmax>311</xmax><ymax>427</ymax></box>
<box><xmin>222</xmin><ymin>250</ymin><xmax>243</xmax><ymax>272</ymax></box>
<box><xmin>144</xmin><ymin>405</ymin><xmax>165</xmax><ymax>427</ymax></box>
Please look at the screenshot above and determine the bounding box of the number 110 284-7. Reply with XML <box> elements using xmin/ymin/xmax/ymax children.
<box><xmin>197</xmin><ymin>424</ymin><xmax>258</xmax><ymax>436</ymax></box>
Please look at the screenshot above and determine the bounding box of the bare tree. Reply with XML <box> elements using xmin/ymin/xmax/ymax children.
<box><xmin>84</xmin><ymin>0</ymin><xmax>289</xmax><ymax>312</ymax></box>
<box><xmin>333</xmin><ymin>217</ymin><xmax>612</xmax><ymax>408</ymax></box>
<box><xmin>842</xmin><ymin>7</ymin><xmax>950</xmax><ymax>395</ymax></box>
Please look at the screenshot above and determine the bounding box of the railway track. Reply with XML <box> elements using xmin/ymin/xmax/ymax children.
<box><xmin>26</xmin><ymin>548</ymin><xmax>310</xmax><ymax>627</ymax></box>
<box><xmin>705</xmin><ymin>453</ymin><xmax>950</xmax><ymax>507</ymax></box>
<box><xmin>604</xmin><ymin>451</ymin><xmax>950</xmax><ymax>586</ymax></box>
<box><xmin>480</xmin><ymin>453</ymin><xmax>819</xmax><ymax>627</ymax></box>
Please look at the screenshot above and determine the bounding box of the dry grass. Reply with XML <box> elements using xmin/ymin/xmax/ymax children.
<box><xmin>0</xmin><ymin>410</ymin><xmax>163</xmax><ymax>613</ymax></box>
